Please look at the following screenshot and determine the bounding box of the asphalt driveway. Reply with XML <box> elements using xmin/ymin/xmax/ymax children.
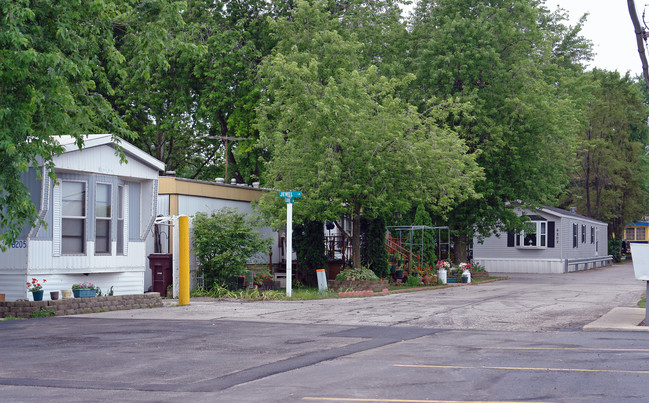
<box><xmin>78</xmin><ymin>261</ymin><xmax>645</xmax><ymax>331</ymax></box>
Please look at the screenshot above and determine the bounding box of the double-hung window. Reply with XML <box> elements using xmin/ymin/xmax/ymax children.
<box><xmin>62</xmin><ymin>181</ymin><xmax>86</xmax><ymax>254</ymax></box>
<box><xmin>95</xmin><ymin>183</ymin><xmax>112</xmax><ymax>254</ymax></box>
<box><xmin>516</xmin><ymin>219</ymin><xmax>547</xmax><ymax>248</ymax></box>
<box><xmin>637</xmin><ymin>227</ymin><xmax>646</xmax><ymax>242</ymax></box>
<box><xmin>573</xmin><ymin>223</ymin><xmax>578</xmax><ymax>248</ymax></box>
<box><xmin>591</xmin><ymin>226</ymin><xmax>595</xmax><ymax>244</ymax></box>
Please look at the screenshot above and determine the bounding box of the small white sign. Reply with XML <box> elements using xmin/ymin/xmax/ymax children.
<box><xmin>630</xmin><ymin>243</ymin><xmax>649</xmax><ymax>280</ymax></box>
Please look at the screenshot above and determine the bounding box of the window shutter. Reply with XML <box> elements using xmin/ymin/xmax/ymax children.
<box><xmin>52</xmin><ymin>183</ymin><xmax>61</xmax><ymax>256</ymax></box>
<box><xmin>548</xmin><ymin>221</ymin><xmax>555</xmax><ymax>248</ymax></box>
<box><xmin>507</xmin><ymin>231</ymin><xmax>514</xmax><ymax>247</ymax></box>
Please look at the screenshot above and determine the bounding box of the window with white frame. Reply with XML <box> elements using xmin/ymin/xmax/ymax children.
<box><xmin>515</xmin><ymin>220</ymin><xmax>547</xmax><ymax>248</ymax></box>
<box><xmin>61</xmin><ymin>181</ymin><xmax>86</xmax><ymax>254</ymax></box>
<box><xmin>581</xmin><ymin>224</ymin><xmax>586</xmax><ymax>243</ymax></box>
<box><xmin>95</xmin><ymin>183</ymin><xmax>112</xmax><ymax>254</ymax></box>
<box><xmin>573</xmin><ymin>223</ymin><xmax>578</xmax><ymax>248</ymax></box>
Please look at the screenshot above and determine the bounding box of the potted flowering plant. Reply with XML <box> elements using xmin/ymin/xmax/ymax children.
<box><xmin>253</xmin><ymin>271</ymin><xmax>274</xmax><ymax>289</ymax></box>
<box><xmin>72</xmin><ymin>282</ymin><xmax>97</xmax><ymax>298</ymax></box>
<box><xmin>436</xmin><ymin>260</ymin><xmax>451</xmax><ymax>283</ymax></box>
<box><xmin>459</xmin><ymin>262</ymin><xmax>473</xmax><ymax>283</ymax></box>
<box><xmin>27</xmin><ymin>278</ymin><xmax>46</xmax><ymax>301</ymax></box>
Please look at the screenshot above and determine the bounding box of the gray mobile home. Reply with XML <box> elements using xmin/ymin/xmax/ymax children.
<box><xmin>473</xmin><ymin>206</ymin><xmax>610</xmax><ymax>273</ymax></box>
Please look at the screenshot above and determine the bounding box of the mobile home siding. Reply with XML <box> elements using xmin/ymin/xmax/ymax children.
<box><xmin>473</xmin><ymin>206</ymin><xmax>608</xmax><ymax>274</ymax></box>
<box><xmin>0</xmin><ymin>135</ymin><xmax>164</xmax><ymax>301</ymax></box>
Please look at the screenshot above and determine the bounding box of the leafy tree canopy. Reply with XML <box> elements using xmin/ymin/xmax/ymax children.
<box><xmin>0</xmin><ymin>0</ymin><xmax>139</xmax><ymax>249</ymax></box>
<box><xmin>256</xmin><ymin>0</ymin><xmax>482</xmax><ymax>267</ymax></box>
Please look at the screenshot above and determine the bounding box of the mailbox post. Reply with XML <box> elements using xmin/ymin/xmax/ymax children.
<box><xmin>629</xmin><ymin>243</ymin><xmax>649</xmax><ymax>324</ymax></box>
<box><xmin>279</xmin><ymin>191</ymin><xmax>301</xmax><ymax>297</ymax></box>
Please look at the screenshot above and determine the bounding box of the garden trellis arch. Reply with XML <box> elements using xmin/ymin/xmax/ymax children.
<box><xmin>387</xmin><ymin>225</ymin><xmax>450</xmax><ymax>270</ymax></box>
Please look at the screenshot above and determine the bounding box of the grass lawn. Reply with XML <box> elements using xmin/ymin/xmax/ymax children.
<box><xmin>189</xmin><ymin>276</ymin><xmax>506</xmax><ymax>301</ymax></box>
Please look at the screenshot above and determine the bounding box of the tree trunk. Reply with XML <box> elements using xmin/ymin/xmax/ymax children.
<box><xmin>452</xmin><ymin>233</ymin><xmax>469</xmax><ymax>264</ymax></box>
<box><xmin>352</xmin><ymin>208</ymin><xmax>362</xmax><ymax>269</ymax></box>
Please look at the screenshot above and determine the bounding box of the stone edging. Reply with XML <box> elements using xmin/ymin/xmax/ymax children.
<box><xmin>0</xmin><ymin>293</ymin><xmax>163</xmax><ymax>318</ymax></box>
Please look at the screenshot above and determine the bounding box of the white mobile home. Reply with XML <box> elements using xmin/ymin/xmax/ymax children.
<box><xmin>473</xmin><ymin>206</ymin><xmax>610</xmax><ymax>274</ymax></box>
<box><xmin>0</xmin><ymin>135</ymin><xmax>164</xmax><ymax>301</ymax></box>
<box><xmin>148</xmin><ymin>176</ymin><xmax>280</xmax><ymax>294</ymax></box>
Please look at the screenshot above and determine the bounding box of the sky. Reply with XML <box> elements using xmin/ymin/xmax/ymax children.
<box><xmin>546</xmin><ymin>0</ymin><xmax>642</xmax><ymax>75</ymax></box>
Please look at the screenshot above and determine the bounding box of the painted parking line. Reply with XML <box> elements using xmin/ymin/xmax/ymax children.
<box><xmin>303</xmin><ymin>397</ymin><xmax>553</xmax><ymax>403</ymax></box>
<box><xmin>440</xmin><ymin>345</ymin><xmax>649</xmax><ymax>353</ymax></box>
<box><xmin>395</xmin><ymin>364</ymin><xmax>649</xmax><ymax>374</ymax></box>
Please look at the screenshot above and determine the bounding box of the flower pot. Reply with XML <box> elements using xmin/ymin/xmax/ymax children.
<box><xmin>32</xmin><ymin>290</ymin><xmax>44</xmax><ymax>301</ymax></box>
<box><xmin>0</xmin><ymin>293</ymin><xmax>5</xmax><ymax>302</ymax></box>
<box><xmin>447</xmin><ymin>277</ymin><xmax>457</xmax><ymax>283</ymax></box>
<box><xmin>73</xmin><ymin>288</ymin><xmax>97</xmax><ymax>298</ymax></box>
<box><xmin>438</xmin><ymin>269</ymin><xmax>447</xmax><ymax>284</ymax></box>
<box><xmin>61</xmin><ymin>289</ymin><xmax>73</xmax><ymax>299</ymax></box>
<box><xmin>50</xmin><ymin>291</ymin><xmax>59</xmax><ymax>300</ymax></box>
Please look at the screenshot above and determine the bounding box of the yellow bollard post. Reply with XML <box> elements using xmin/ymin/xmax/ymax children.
<box><xmin>179</xmin><ymin>215</ymin><xmax>190</xmax><ymax>306</ymax></box>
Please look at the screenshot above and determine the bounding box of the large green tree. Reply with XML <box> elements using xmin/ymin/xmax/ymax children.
<box><xmin>257</xmin><ymin>0</ymin><xmax>482</xmax><ymax>268</ymax></box>
<box><xmin>113</xmin><ymin>0</ymin><xmax>280</xmax><ymax>184</ymax></box>
<box><xmin>559</xmin><ymin>70</ymin><xmax>649</xmax><ymax>235</ymax></box>
<box><xmin>0</xmin><ymin>0</ymin><xmax>139</xmax><ymax>249</ymax></box>
<box><xmin>407</xmin><ymin>0</ymin><xmax>589</xmax><ymax>261</ymax></box>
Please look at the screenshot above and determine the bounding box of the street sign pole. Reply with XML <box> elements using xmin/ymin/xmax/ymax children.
<box><xmin>279</xmin><ymin>191</ymin><xmax>301</xmax><ymax>298</ymax></box>
<box><xmin>286</xmin><ymin>201</ymin><xmax>293</xmax><ymax>297</ymax></box>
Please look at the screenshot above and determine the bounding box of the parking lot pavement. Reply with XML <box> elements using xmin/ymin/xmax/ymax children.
<box><xmin>74</xmin><ymin>262</ymin><xmax>646</xmax><ymax>332</ymax></box>
<box><xmin>2</xmin><ymin>316</ymin><xmax>649</xmax><ymax>401</ymax></box>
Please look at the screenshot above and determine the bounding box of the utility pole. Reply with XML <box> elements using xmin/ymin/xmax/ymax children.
<box><xmin>628</xmin><ymin>0</ymin><xmax>649</xmax><ymax>88</ymax></box>
<box><xmin>205</xmin><ymin>136</ymin><xmax>251</xmax><ymax>182</ymax></box>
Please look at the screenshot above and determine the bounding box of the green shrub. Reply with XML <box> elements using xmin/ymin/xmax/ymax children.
<box><xmin>361</xmin><ymin>216</ymin><xmax>389</xmax><ymax>278</ymax></box>
<box><xmin>405</xmin><ymin>274</ymin><xmax>420</xmax><ymax>287</ymax></box>
<box><xmin>294</xmin><ymin>220</ymin><xmax>328</xmax><ymax>287</ymax></box>
<box><xmin>192</xmin><ymin>208</ymin><xmax>272</xmax><ymax>290</ymax></box>
<box><xmin>609</xmin><ymin>236</ymin><xmax>622</xmax><ymax>263</ymax></box>
<box><xmin>335</xmin><ymin>267</ymin><xmax>381</xmax><ymax>281</ymax></box>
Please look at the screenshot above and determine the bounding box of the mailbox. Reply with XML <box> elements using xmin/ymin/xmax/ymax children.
<box><xmin>630</xmin><ymin>243</ymin><xmax>649</xmax><ymax>280</ymax></box>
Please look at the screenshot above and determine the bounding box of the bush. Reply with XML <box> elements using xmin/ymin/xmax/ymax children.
<box><xmin>405</xmin><ymin>274</ymin><xmax>420</xmax><ymax>287</ymax></box>
<box><xmin>294</xmin><ymin>220</ymin><xmax>328</xmax><ymax>287</ymax></box>
<box><xmin>361</xmin><ymin>216</ymin><xmax>389</xmax><ymax>278</ymax></box>
<box><xmin>335</xmin><ymin>267</ymin><xmax>381</xmax><ymax>281</ymax></box>
<box><xmin>192</xmin><ymin>208</ymin><xmax>271</xmax><ymax>290</ymax></box>
<box><xmin>609</xmin><ymin>236</ymin><xmax>622</xmax><ymax>263</ymax></box>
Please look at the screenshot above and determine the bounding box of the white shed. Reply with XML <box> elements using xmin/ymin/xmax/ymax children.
<box><xmin>473</xmin><ymin>205</ymin><xmax>611</xmax><ymax>274</ymax></box>
<box><xmin>0</xmin><ymin>135</ymin><xmax>164</xmax><ymax>301</ymax></box>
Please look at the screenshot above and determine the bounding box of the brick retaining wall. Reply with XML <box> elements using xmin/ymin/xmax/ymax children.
<box><xmin>0</xmin><ymin>293</ymin><xmax>163</xmax><ymax>318</ymax></box>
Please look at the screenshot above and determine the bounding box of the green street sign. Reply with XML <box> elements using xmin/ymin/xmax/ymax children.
<box><xmin>279</xmin><ymin>191</ymin><xmax>302</xmax><ymax>198</ymax></box>
<box><xmin>279</xmin><ymin>190</ymin><xmax>302</xmax><ymax>204</ymax></box>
